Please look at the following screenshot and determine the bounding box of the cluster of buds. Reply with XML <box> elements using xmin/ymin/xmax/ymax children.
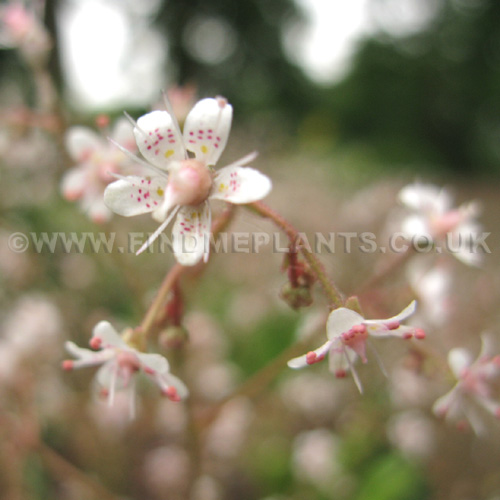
<box><xmin>280</xmin><ymin>243</ymin><xmax>316</xmax><ymax>310</ymax></box>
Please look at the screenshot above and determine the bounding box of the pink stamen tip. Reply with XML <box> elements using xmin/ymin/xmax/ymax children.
<box><xmin>61</xmin><ymin>360</ymin><xmax>74</xmax><ymax>371</ymax></box>
<box><xmin>352</xmin><ymin>324</ymin><xmax>367</xmax><ymax>334</ymax></box>
<box><xmin>335</xmin><ymin>369</ymin><xmax>347</xmax><ymax>378</ymax></box>
<box><xmin>163</xmin><ymin>386</ymin><xmax>180</xmax><ymax>401</ymax></box>
<box><xmin>414</xmin><ymin>328</ymin><xmax>426</xmax><ymax>340</ymax></box>
<box><xmin>99</xmin><ymin>388</ymin><xmax>109</xmax><ymax>399</ymax></box>
<box><xmin>386</xmin><ymin>321</ymin><xmax>400</xmax><ymax>330</ymax></box>
<box><xmin>143</xmin><ymin>366</ymin><xmax>155</xmax><ymax>375</ymax></box>
<box><xmin>95</xmin><ymin>114</ymin><xmax>110</xmax><ymax>128</ymax></box>
<box><xmin>89</xmin><ymin>337</ymin><xmax>102</xmax><ymax>350</ymax></box>
<box><xmin>403</xmin><ymin>332</ymin><xmax>413</xmax><ymax>340</ymax></box>
<box><xmin>306</xmin><ymin>351</ymin><xmax>317</xmax><ymax>365</ymax></box>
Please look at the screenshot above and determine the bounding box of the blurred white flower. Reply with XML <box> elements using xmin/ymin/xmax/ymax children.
<box><xmin>387</xmin><ymin>410</ymin><xmax>436</xmax><ymax>459</ymax></box>
<box><xmin>433</xmin><ymin>334</ymin><xmax>500</xmax><ymax>435</ymax></box>
<box><xmin>61</xmin><ymin>117</ymin><xmax>137</xmax><ymax>223</ymax></box>
<box><xmin>292</xmin><ymin>429</ymin><xmax>341</xmax><ymax>487</ymax></box>
<box><xmin>398</xmin><ymin>182</ymin><xmax>483</xmax><ymax>266</ymax></box>
<box><xmin>143</xmin><ymin>445</ymin><xmax>190</xmax><ymax>496</ymax></box>
<box><xmin>288</xmin><ymin>301</ymin><xmax>425</xmax><ymax>392</ymax></box>
<box><xmin>205</xmin><ymin>397</ymin><xmax>253</xmax><ymax>460</ymax></box>
<box><xmin>407</xmin><ymin>258</ymin><xmax>452</xmax><ymax>327</ymax></box>
<box><xmin>3</xmin><ymin>294</ymin><xmax>62</xmax><ymax>355</ymax></box>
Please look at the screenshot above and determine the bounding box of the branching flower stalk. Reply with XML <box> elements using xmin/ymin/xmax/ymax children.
<box><xmin>248</xmin><ymin>200</ymin><xmax>344</xmax><ymax>309</ymax></box>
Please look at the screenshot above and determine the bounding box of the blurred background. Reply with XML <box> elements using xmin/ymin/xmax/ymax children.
<box><xmin>1</xmin><ymin>0</ymin><xmax>500</xmax><ymax>499</ymax></box>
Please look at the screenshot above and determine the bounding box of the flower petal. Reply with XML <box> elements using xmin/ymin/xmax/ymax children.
<box><xmin>134</xmin><ymin>111</ymin><xmax>185</xmax><ymax>169</ymax></box>
<box><xmin>432</xmin><ymin>386</ymin><xmax>460</xmax><ymax>418</ymax></box>
<box><xmin>172</xmin><ymin>203</ymin><xmax>211</xmax><ymax>266</ymax></box>
<box><xmin>448</xmin><ymin>348</ymin><xmax>472</xmax><ymax>379</ymax></box>
<box><xmin>326</xmin><ymin>308</ymin><xmax>364</xmax><ymax>340</ymax></box>
<box><xmin>287</xmin><ymin>340</ymin><xmax>332</xmax><ymax>369</ymax></box>
<box><xmin>210</xmin><ymin>165</ymin><xmax>272</xmax><ymax>204</ymax></box>
<box><xmin>104</xmin><ymin>175</ymin><xmax>165</xmax><ymax>216</ymax></box>
<box><xmin>161</xmin><ymin>372</ymin><xmax>189</xmax><ymax>399</ymax></box>
<box><xmin>61</xmin><ymin>167</ymin><xmax>87</xmax><ymax>201</ymax></box>
<box><xmin>111</xmin><ymin>117</ymin><xmax>136</xmax><ymax>151</ymax></box>
<box><xmin>183</xmin><ymin>97</ymin><xmax>232</xmax><ymax>166</ymax></box>
<box><xmin>137</xmin><ymin>352</ymin><xmax>169</xmax><ymax>374</ymax></box>
<box><xmin>365</xmin><ymin>300</ymin><xmax>417</xmax><ymax>326</ymax></box>
<box><xmin>87</xmin><ymin>197</ymin><xmax>112</xmax><ymax>224</ymax></box>
<box><xmin>399</xmin><ymin>183</ymin><xmax>451</xmax><ymax>214</ymax></box>
<box><xmin>66</xmin><ymin>126</ymin><xmax>103</xmax><ymax>162</ymax></box>
<box><xmin>65</xmin><ymin>341</ymin><xmax>95</xmax><ymax>361</ymax></box>
<box><xmin>93</xmin><ymin>321</ymin><xmax>127</xmax><ymax>349</ymax></box>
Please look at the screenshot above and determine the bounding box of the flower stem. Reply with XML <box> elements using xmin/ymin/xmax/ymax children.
<box><xmin>248</xmin><ymin>201</ymin><xmax>344</xmax><ymax>308</ymax></box>
<box><xmin>137</xmin><ymin>204</ymin><xmax>237</xmax><ymax>342</ymax></box>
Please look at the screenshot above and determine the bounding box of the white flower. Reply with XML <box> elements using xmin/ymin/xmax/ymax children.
<box><xmin>288</xmin><ymin>301</ymin><xmax>425</xmax><ymax>393</ymax></box>
<box><xmin>104</xmin><ymin>97</ymin><xmax>272</xmax><ymax>266</ymax></box>
<box><xmin>398</xmin><ymin>182</ymin><xmax>482</xmax><ymax>266</ymax></box>
<box><xmin>61</xmin><ymin>118</ymin><xmax>137</xmax><ymax>223</ymax></box>
<box><xmin>63</xmin><ymin>321</ymin><xmax>188</xmax><ymax>419</ymax></box>
<box><xmin>433</xmin><ymin>335</ymin><xmax>500</xmax><ymax>435</ymax></box>
<box><xmin>407</xmin><ymin>258</ymin><xmax>452</xmax><ymax>327</ymax></box>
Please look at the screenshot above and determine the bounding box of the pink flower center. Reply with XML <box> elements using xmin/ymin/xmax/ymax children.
<box><xmin>165</xmin><ymin>159</ymin><xmax>213</xmax><ymax>207</ymax></box>
<box><xmin>116</xmin><ymin>351</ymin><xmax>141</xmax><ymax>372</ymax></box>
<box><xmin>341</xmin><ymin>324</ymin><xmax>368</xmax><ymax>362</ymax></box>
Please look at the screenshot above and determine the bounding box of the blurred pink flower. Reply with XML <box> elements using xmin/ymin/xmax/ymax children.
<box><xmin>0</xmin><ymin>1</ymin><xmax>51</xmax><ymax>64</ymax></box>
<box><xmin>104</xmin><ymin>97</ymin><xmax>272</xmax><ymax>265</ymax></box>
<box><xmin>63</xmin><ymin>321</ymin><xmax>188</xmax><ymax>419</ymax></box>
<box><xmin>288</xmin><ymin>301</ymin><xmax>425</xmax><ymax>392</ymax></box>
<box><xmin>61</xmin><ymin>117</ymin><xmax>137</xmax><ymax>223</ymax></box>
<box><xmin>433</xmin><ymin>335</ymin><xmax>500</xmax><ymax>435</ymax></box>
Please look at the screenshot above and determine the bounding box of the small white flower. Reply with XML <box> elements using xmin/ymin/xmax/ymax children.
<box><xmin>63</xmin><ymin>321</ymin><xmax>188</xmax><ymax>419</ymax></box>
<box><xmin>398</xmin><ymin>182</ymin><xmax>482</xmax><ymax>266</ymax></box>
<box><xmin>288</xmin><ymin>301</ymin><xmax>425</xmax><ymax>393</ymax></box>
<box><xmin>433</xmin><ymin>335</ymin><xmax>500</xmax><ymax>435</ymax></box>
<box><xmin>61</xmin><ymin>118</ymin><xmax>137</xmax><ymax>223</ymax></box>
<box><xmin>104</xmin><ymin>96</ymin><xmax>272</xmax><ymax>266</ymax></box>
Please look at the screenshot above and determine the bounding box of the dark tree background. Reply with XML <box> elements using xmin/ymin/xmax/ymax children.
<box><xmin>7</xmin><ymin>0</ymin><xmax>500</xmax><ymax>176</ymax></box>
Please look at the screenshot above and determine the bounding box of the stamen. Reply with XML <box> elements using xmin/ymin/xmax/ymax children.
<box><xmin>61</xmin><ymin>360</ymin><xmax>74</xmax><ymax>371</ymax></box>
<box><xmin>136</xmin><ymin>205</ymin><xmax>180</xmax><ymax>256</ymax></box>
<box><xmin>414</xmin><ymin>328</ymin><xmax>426</xmax><ymax>340</ymax></box>
<box><xmin>89</xmin><ymin>336</ymin><xmax>102</xmax><ymax>350</ymax></box>
<box><xmin>108</xmin><ymin>138</ymin><xmax>168</xmax><ymax>178</ymax></box>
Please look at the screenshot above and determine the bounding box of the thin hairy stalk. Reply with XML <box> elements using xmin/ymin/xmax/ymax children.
<box><xmin>248</xmin><ymin>201</ymin><xmax>344</xmax><ymax>308</ymax></box>
<box><xmin>355</xmin><ymin>244</ymin><xmax>416</xmax><ymax>295</ymax></box>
